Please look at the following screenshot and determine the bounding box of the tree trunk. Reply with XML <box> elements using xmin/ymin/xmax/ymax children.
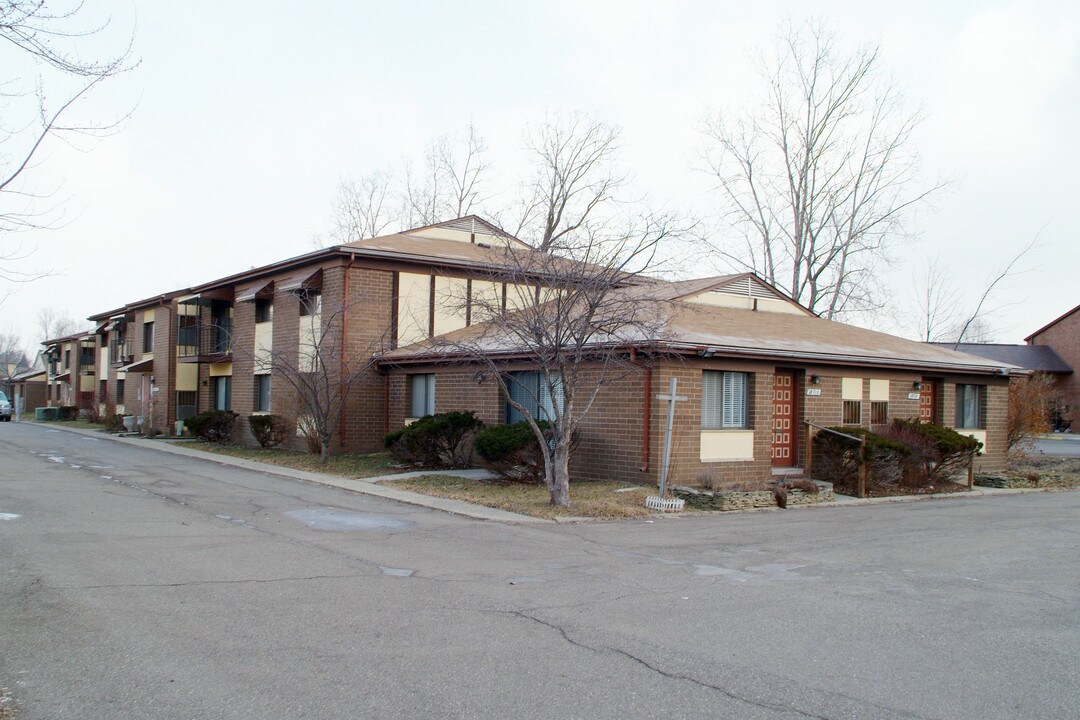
<box><xmin>319</xmin><ymin>435</ymin><xmax>331</xmax><ymax>465</ymax></box>
<box><xmin>548</xmin><ymin>440</ymin><xmax>572</xmax><ymax>507</ymax></box>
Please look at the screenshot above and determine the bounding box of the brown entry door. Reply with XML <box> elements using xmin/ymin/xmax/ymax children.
<box><xmin>772</xmin><ymin>372</ymin><xmax>796</xmax><ymax>467</ymax></box>
<box><xmin>919</xmin><ymin>380</ymin><xmax>938</xmax><ymax>423</ymax></box>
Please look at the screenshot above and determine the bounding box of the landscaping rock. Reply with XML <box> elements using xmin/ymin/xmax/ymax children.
<box><xmin>673</xmin><ymin>480</ymin><xmax>834</xmax><ymax>511</ymax></box>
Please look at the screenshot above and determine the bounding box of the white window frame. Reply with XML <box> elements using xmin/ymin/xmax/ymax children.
<box><xmin>409</xmin><ymin>374</ymin><xmax>436</xmax><ymax>418</ymax></box>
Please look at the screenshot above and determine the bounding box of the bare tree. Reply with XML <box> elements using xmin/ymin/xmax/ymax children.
<box><xmin>434</xmin><ymin>215</ymin><xmax>679</xmax><ymax>506</ymax></box>
<box><xmin>2</xmin><ymin>1</ymin><xmax>136</xmax><ymax>280</ymax></box>
<box><xmin>949</xmin><ymin>237</ymin><xmax>1037</xmax><ymax>348</ymax></box>
<box><xmin>312</xmin><ymin>170</ymin><xmax>397</xmax><ymax>248</ymax></box>
<box><xmin>403</xmin><ymin>122</ymin><xmax>491</xmax><ymax>227</ymax></box>
<box><xmin>912</xmin><ymin>258</ymin><xmax>962</xmax><ymax>342</ymax></box>
<box><xmin>511</xmin><ymin>113</ymin><xmax>626</xmax><ymax>253</ymax></box>
<box><xmin>702</xmin><ymin>21</ymin><xmax>944</xmax><ymax>319</ymax></box>
<box><xmin>0</xmin><ymin>327</ymin><xmax>29</xmax><ymax>388</ymax></box>
<box><xmin>36</xmin><ymin>306</ymin><xmax>78</xmax><ymax>344</ymax></box>
<box><xmin>249</xmin><ymin>294</ymin><xmax>387</xmax><ymax>463</ymax></box>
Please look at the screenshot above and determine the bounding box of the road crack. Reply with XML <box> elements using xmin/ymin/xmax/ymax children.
<box><xmin>54</xmin><ymin>573</ymin><xmax>363</xmax><ymax>590</ymax></box>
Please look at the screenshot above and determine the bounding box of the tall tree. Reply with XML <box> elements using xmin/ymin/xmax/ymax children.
<box><xmin>432</xmin><ymin>215</ymin><xmax>679</xmax><ymax>506</ymax></box>
<box><xmin>513</xmin><ymin>113</ymin><xmax>626</xmax><ymax>253</ymax></box>
<box><xmin>36</xmin><ymin>306</ymin><xmax>77</xmax><ymax>344</ymax></box>
<box><xmin>1</xmin><ymin>1</ymin><xmax>136</xmax><ymax>283</ymax></box>
<box><xmin>403</xmin><ymin>122</ymin><xmax>491</xmax><ymax>227</ymax></box>
<box><xmin>702</xmin><ymin>21</ymin><xmax>943</xmax><ymax>319</ymax></box>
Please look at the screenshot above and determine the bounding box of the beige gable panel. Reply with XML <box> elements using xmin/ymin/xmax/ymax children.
<box><xmin>869</xmin><ymin>379</ymin><xmax>890</xmax><ymax>401</ymax></box>
<box><xmin>209</xmin><ymin>361</ymin><xmax>233</xmax><ymax>377</ymax></box>
<box><xmin>254</xmin><ymin>322</ymin><xmax>273</xmax><ymax>374</ymax></box>
<box><xmin>470</xmin><ymin>280</ymin><xmax>503</xmax><ymax>323</ymax></box>
<box><xmin>397</xmin><ymin>272</ymin><xmax>431</xmax><ymax>346</ymax></box>
<box><xmin>79</xmin><ymin>375</ymin><xmax>95</xmax><ymax>393</ymax></box>
<box><xmin>686</xmin><ymin>292</ymin><xmax>805</xmax><ymax>315</ymax></box>
<box><xmin>433</xmin><ymin>276</ymin><xmax>468</xmax><ymax>336</ymax></box>
<box><xmin>841</xmin><ymin>377</ymin><xmax>863</xmax><ymax>400</ymax></box>
<box><xmin>298</xmin><ymin>315</ymin><xmax>321</xmax><ymax>373</ymax></box>
<box><xmin>98</xmin><ymin>347</ymin><xmax>110</xmax><ymax>381</ymax></box>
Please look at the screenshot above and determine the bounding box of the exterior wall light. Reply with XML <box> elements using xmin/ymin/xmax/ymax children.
<box><xmin>810</xmin><ymin>374</ymin><xmax>821</xmax><ymax>384</ymax></box>
<box><xmin>912</xmin><ymin>381</ymin><xmax>924</xmax><ymax>391</ymax></box>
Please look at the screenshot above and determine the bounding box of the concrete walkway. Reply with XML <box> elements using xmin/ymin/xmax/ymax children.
<box><xmin>27</xmin><ymin>422</ymin><xmax>1069</xmax><ymax>523</ymax></box>
<box><xmin>33</xmin><ymin>423</ymin><xmax>549</xmax><ymax>524</ymax></box>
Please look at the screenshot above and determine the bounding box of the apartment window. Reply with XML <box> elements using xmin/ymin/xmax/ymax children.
<box><xmin>98</xmin><ymin>380</ymin><xmax>107</xmax><ymax>403</ymax></box>
<box><xmin>176</xmin><ymin>391</ymin><xmax>197</xmax><ymax>421</ymax></box>
<box><xmin>212</xmin><ymin>376</ymin><xmax>231</xmax><ymax>411</ymax></box>
<box><xmin>701</xmin><ymin>370</ymin><xmax>749</xmax><ymax>429</ymax></box>
<box><xmin>143</xmin><ymin>321</ymin><xmax>155</xmax><ymax>353</ymax></box>
<box><xmin>255</xmin><ymin>298</ymin><xmax>273</xmax><ymax>323</ymax></box>
<box><xmin>299</xmin><ymin>290</ymin><xmax>322</xmax><ymax>317</ymax></box>
<box><xmin>409</xmin><ymin>374</ymin><xmax>436</xmax><ymax>418</ymax></box>
<box><xmin>255</xmin><ymin>375</ymin><xmax>271</xmax><ymax>412</ymax></box>
<box><xmin>211</xmin><ymin>302</ymin><xmax>233</xmax><ymax>354</ymax></box>
<box><xmin>80</xmin><ymin>344</ymin><xmax>95</xmax><ymax>366</ymax></box>
<box><xmin>177</xmin><ymin>315</ymin><xmax>199</xmax><ymax>356</ymax></box>
<box><xmin>505</xmin><ymin>371</ymin><xmax>563</xmax><ymax>423</ymax></box>
<box><xmin>64</xmin><ymin>349</ymin><xmax>71</xmax><ymax>369</ymax></box>
<box><xmin>955</xmin><ymin>384</ymin><xmax>984</xmax><ymax>429</ymax></box>
<box><xmin>115</xmin><ymin>379</ymin><xmax>125</xmax><ymax>405</ymax></box>
<box><xmin>870</xmin><ymin>401</ymin><xmax>889</xmax><ymax>426</ymax></box>
<box><xmin>842</xmin><ymin>400</ymin><xmax>862</xmax><ymax>425</ymax></box>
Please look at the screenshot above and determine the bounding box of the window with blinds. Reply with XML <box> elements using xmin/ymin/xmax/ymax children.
<box><xmin>505</xmin><ymin>371</ymin><xmax>563</xmax><ymax>423</ymax></box>
<box><xmin>701</xmin><ymin>371</ymin><xmax>748</xmax><ymax>429</ymax></box>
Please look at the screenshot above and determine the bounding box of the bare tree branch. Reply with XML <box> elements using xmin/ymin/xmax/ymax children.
<box><xmin>701</xmin><ymin>20</ymin><xmax>944</xmax><ymax>319</ymax></box>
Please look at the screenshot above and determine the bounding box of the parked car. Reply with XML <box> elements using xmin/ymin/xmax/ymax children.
<box><xmin>0</xmin><ymin>391</ymin><xmax>11</xmax><ymax>421</ymax></box>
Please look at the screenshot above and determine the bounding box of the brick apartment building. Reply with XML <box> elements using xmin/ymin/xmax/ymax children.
<box><xmin>42</xmin><ymin>331</ymin><xmax>97</xmax><ymax>410</ymax></box>
<box><xmin>1025</xmin><ymin>305</ymin><xmax>1080</xmax><ymax>428</ymax></box>
<box><xmin>75</xmin><ymin>216</ymin><xmax>1018</xmax><ymax>486</ymax></box>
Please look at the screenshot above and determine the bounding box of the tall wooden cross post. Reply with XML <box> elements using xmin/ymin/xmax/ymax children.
<box><xmin>657</xmin><ymin>377</ymin><xmax>687</xmax><ymax>499</ymax></box>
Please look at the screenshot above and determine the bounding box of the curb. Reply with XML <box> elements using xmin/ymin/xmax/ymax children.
<box><xmin>31</xmin><ymin>423</ymin><xmax>551</xmax><ymax>524</ymax></box>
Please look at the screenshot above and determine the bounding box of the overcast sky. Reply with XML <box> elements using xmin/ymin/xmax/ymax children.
<box><xmin>2</xmin><ymin>1</ymin><xmax>1078</xmax><ymax>351</ymax></box>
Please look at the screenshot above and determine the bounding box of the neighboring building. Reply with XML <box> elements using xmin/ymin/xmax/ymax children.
<box><xmin>9</xmin><ymin>353</ymin><xmax>47</xmax><ymax>416</ymax></box>
<box><xmin>382</xmin><ymin>275</ymin><xmax>1016</xmax><ymax>486</ymax></box>
<box><xmin>1025</xmin><ymin>305</ymin><xmax>1080</xmax><ymax>429</ymax></box>
<box><xmin>42</xmin><ymin>331</ymin><xmax>97</xmax><ymax>409</ymax></box>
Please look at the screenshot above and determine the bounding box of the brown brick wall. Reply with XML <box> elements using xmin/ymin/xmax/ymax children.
<box><xmin>1029</xmin><ymin>309</ymin><xmax>1080</xmax><ymax>427</ymax></box>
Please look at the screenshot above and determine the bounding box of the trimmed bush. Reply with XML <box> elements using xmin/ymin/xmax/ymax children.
<box><xmin>384</xmin><ymin>411</ymin><xmax>484</xmax><ymax>468</ymax></box>
<box><xmin>59</xmin><ymin>405</ymin><xmax>78</xmax><ymax>420</ymax></box>
<box><xmin>811</xmin><ymin>426</ymin><xmax>910</xmax><ymax>493</ymax></box>
<box><xmin>474</xmin><ymin>421</ymin><xmax>552</xmax><ymax>482</ymax></box>
<box><xmin>185</xmin><ymin>410</ymin><xmax>238</xmax><ymax>443</ymax></box>
<box><xmin>883</xmin><ymin>419</ymin><xmax>982</xmax><ymax>486</ymax></box>
<box><xmin>248</xmin><ymin>414</ymin><xmax>289</xmax><ymax>448</ymax></box>
<box><xmin>103</xmin><ymin>413</ymin><xmax>126</xmax><ymax>433</ymax></box>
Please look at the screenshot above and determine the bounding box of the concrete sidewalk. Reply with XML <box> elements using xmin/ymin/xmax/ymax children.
<box><xmin>34</xmin><ymin>423</ymin><xmax>550</xmax><ymax>524</ymax></box>
<box><xmin>29</xmin><ymin>423</ymin><xmax>1065</xmax><ymax>522</ymax></box>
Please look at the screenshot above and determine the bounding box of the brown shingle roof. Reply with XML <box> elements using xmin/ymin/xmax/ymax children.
<box><xmin>381</xmin><ymin>288</ymin><xmax>1020</xmax><ymax>375</ymax></box>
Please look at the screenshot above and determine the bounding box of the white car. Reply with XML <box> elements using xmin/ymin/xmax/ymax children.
<box><xmin>0</xmin><ymin>391</ymin><xmax>11</xmax><ymax>421</ymax></box>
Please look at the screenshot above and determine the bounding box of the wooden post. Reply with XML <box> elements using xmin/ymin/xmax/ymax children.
<box><xmin>858</xmin><ymin>435</ymin><xmax>868</xmax><ymax>498</ymax></box>
<box><xmin>968</xmin><ymin>451</ymin><xmax>975</xmax><ymax>489</ymax></box>
<box><xmin>805</xmin><ymin>425</ymin><xmax>814</xmax><ymax>479</ymax></box>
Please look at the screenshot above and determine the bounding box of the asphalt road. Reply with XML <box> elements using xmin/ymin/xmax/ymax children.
<box><xmin>1033</xmin><ymin>435</ymin><xmax>1080</xmax><ymax>457</ymax></box>
<box><xmin>2</xmin><ymin>423</ymin><xmax>1078</xmax><ymax>719</ymax></box>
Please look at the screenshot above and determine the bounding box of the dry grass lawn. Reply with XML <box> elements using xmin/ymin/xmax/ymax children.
<box><xmin>382</xmin><ymin>474</ymin><xmax>654</xmax><ymax>519</ymax></box>
<box><xmin>195</xmin><ymin>445</ymin><xmax>399</xmax><ymax>479</ymax></box>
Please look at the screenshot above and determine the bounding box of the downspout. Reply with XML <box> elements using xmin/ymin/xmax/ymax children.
<box><xmin>339</xmin><ymin>256</ymin><xmax>355</xmax><ymax>446</ymax></box>
<box><xmin>630</xmin><ymin>347</ymin><xmax>651</xmax><ymax>473</ymax></box>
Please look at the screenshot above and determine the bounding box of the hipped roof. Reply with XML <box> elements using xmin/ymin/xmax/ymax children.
<box><xmin>381</xmin><ymin>287</ymin><xmax>1021</xmax><ymax>375</ymax></box>
<box><xmin>929</xmin><ymin>343</ymin><xmax>1073</xmax><ymax>374</ymax></box>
